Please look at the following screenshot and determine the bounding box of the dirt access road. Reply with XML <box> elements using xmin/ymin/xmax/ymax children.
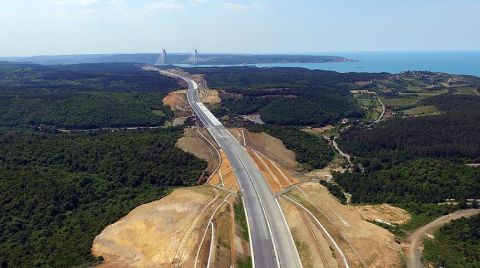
<box><xmin>405</xmin><ymin>208</ymin><xmax>480</xmax><ymax>268</ymax></box>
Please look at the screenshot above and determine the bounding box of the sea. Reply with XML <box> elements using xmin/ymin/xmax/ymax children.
<box><xmin>185</xmin><ymin>51</ymin><xmax>480</xmax><ymax>78</ymax></box>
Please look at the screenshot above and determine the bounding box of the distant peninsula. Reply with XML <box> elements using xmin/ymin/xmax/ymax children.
<box><xmin>0</xmin><ymin>53</ymin><xmax>353</xmax><ymax>66</ymax></box>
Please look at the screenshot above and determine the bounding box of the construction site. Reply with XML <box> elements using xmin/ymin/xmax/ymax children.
<box><xmin>91</xmin><ymin>69</ymin><xmax>422</xmax><ymax>268</ymax></box>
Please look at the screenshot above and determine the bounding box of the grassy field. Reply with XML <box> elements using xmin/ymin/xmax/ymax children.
<box><xmin>453</xmin><ymin>86</ymin><xmax>479</xmax><ymax>95</ymax></box>
<box><xmin>401</xmin><ymin>105</ymin><xmax>439</xmax><ymax>117</ymax></box>
<box><xmin>382</xmin><ymin>96</ymin><xmax>422</xmax><ymax>108</ymax></box>
<box><xmin>354</xmin><ymin>95</ymin><xmax>382</xmax><ymax>121</ymax></box>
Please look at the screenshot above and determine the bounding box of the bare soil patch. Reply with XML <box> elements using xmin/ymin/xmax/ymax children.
<box><xmin>233</xmin><ymin>128</ymin><xmax>300</xmax><ymax>172</ymax></box>
<box><xmin>301</xmin><ymin>125</ymin><xmax>335</xmax><ymax>135</ymax></box>
<box><xmin>198</xmin><ymin>89</ymin><xmax>221</xmax><ymax>105</ymax></box>
<box><xmin>247</xmin><ymin>148</ymin><xmax>299</xmax><ymax>193</ymax></box>
<box><xmin>163</xmin><ymin>90</ymin><xmax>188</xmax><ymax>111</ymax></box>
<box><xmin>92</xmin><ymin>186</ymin><xmax>218</xmax><ymax>268</ymax></box>
<box><xmin>280</xmin><ymin>198</ymin><xmax>339</xmax><ymax>268</ymax></box>
<box><xmin>302</xmin><ymin>163</ymin><xmax>346</xmax><ymax>181</ymax></box>
<box><xmin>163</xmin><ymin>90</ymin><xmax>192</xmax><ymax>125</ymax></box>
<box><xmin>208</xmin><ymin>150</ymin><xmax>239</xmax><ymax>192</ymax></box>
<box><xmin>286</xmin><ymin>182</ymin><xmax>403</xmax><ymax>268</ymax></box>
<box><xmin>176</xmin><ymin>128</ymin><xmax>220</xmax><ymax>177</ymax></box>
<box><xmin>356</xmin><ymin>204</ymin><xmax>411</xmax><ymax>225</ymax></box>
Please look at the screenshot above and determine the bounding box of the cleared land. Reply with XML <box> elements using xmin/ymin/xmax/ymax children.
<box><xmin>92</xmin><ymin>184</ymin><xmax>247</xmax><ymax>268</ymax></box>
<box><xmin>284</xmin><ymin>182</ymin><xmax>404</xmax><ymax>268</ymax></box>
<box><xmin>198</xmin><ymin>89</ymin><xmax>221</xmax><ymax>105</ymax></box>
<box><xmin>301</xmin><ymin>125</ymin><xmax>335</xmax><ymax>136</ymax></box>
<box><xmin>208</xmin><ymin>150</ymin><xmax>239</xmax><ymax>192</ymax></box>
<box><xmin>229</xmin><ymin>127</ymin><xmax>300</xmax><ymax>193</ymax></box>
<box><xmin>280</xmin><ymin>198</ymin><xmax>339</xmax><ymax>268</ymax></box>
<box><xmin>401</xmin><ymin>105</ymin><xmax>439</xmax><ymax>117</ymax></box>
<box><xmin>247</xmin><ymin>148</ymin><xmax>299</xmax><ymax>193</ymax></box>
<box><xmin>355</xmin><ymin>204</ymin><xmax>411</xmax><ymax>225</ymax></box>
<box><xmin>92</xmin><ymin>186</ymin><xmax>218</xmax><ymax>267</ymax></box>
<box><xmin>92</xmin><ymin>128</ymin><xmax>246</xmax><ymax>267</ymax></box>
<box><xmin>176</xmin><ymin>128</ymin><xmax>220</xmax><ymax>177</ymax></box>
<box><xmin>233</xmin><ymin>128</ymin><xmax>300</xmax><ymax>172</ymax></box>
<box><xmin>163</xmin><ymin>90</ymin><xmax>192</xmax><ymax>126</ymax></box>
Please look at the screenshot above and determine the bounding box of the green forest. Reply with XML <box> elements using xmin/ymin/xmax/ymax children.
<box><xmin>334</xmin><ymin>94</ymin><xmax>480</xmax><ymax>206</ymax></box>
<box><xmin>334</xmin><ymin>158</ymin><xmax>480</xmax><ymax>203</ymax></box>
<box><xmin>424</xmin><ymin>215</ymin><xmax>480</xmax><ymax>267</ymax></box>
<box><xmin>0</xmin><ymin>128</ymin><xmax>206</xmax><ymax>267</ymax></box>
<box><xmin>191</xmin><ymin>67</ymin><xmax>368</xmax><ymax>126</ymax></box>
<box><xmin>0</xmin><ymin>63</ymin><xmax>179</xmax><ymax>95</ymax></box>
<box><xmin>0</xmin><ymin>63</ymin><xmax>180</xmax><ymax>128</ymax></box>
<box><xmin>0</xmin><ymin>92</ymin><xmax>172</xmax><ymax>128</ymax></box>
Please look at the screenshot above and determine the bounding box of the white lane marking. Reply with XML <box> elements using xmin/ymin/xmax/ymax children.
<box><xmin>206</xmin><ymin>222</ymin><xmax>215</xmax><ymax>268</ymax></box>
<box><xmin>196</xmin><ymin>128</ymin><xmax>222</xmax><ymax>184</ymax></box>
<box><xmin>252</xmin><ymin>149</ymin><xmax>293</xmax><ymax>185</ymax></box>
<box><xmin>283</xmin><ymin>195</ymin><xmax>350</xmax><ymax>268</ymax></box>
<box><xmin>251</xmin><ymin>149</ymin><xmax>282</xmax><ymax>190</ymax></box>
<box><xmin>197</xmin><ymin>102</ymin><xmax>222</xmax><ymax>126</ymax></box>
<box><xmin>241</xmin><ymin>129</ymin><xmax>246</xmax><ymax>146</ymax></box>
<box><xmin>194</xmin><ymin>193</ymin><xmax>232</xmax><ymax>268</ymax></box>
<box><xmin>275</xmin><ymin>197</ymin><xmax>304</xmax><ymax>268</ymax></box>
<box><xmin>241</xmin><ymin>196</ymin><xmax>256</xmax><ymax>268</ymax></box>
<box><xmin>224</xmin><ymin>137</ymin><xmax>280</xmax><ymax>268</ymax></box>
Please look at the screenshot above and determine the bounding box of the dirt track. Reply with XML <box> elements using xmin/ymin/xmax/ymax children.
<box><xmin>286</xmin><ymin>182</ymin><xmax>404</xmax><ymax>268</ymax></box>
<box><xmin>404</xmin><ymin>208</ymin><xmax>480</xmax><ymax>268</ymax></box>
<box><xmin>238</xmin><ymin>128</ymin><xmax>300</xmax><ymax>172</ymax></box>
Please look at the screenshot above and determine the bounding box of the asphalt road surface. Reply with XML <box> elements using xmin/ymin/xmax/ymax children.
<box><xmin>157</xmin><ymin>68</ymin><xmax>302</xmax><ymax>268</ymax></box>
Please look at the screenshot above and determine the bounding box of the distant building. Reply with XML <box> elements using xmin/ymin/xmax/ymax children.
<box><xmin>350</xmin><ymin>90</ymin><xmax>376</xmax><ymax>95</ymax></box>
<box><xmin>341</xmin><ymin>118</ymin><xmax>349</xmax><ymax>124</ymax></box>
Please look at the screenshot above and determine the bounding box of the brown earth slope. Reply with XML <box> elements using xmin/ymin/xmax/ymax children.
<box><xmin>92</xmin><ymin>186</ymin><xmax>218</xmax><ymax>268</ymax></box>
<box><xmin>284</xmin><ymin>182</ymin><xmax>403</xmax><ymax>268</ymax></box>
<box><xmin>176</xmin><ymin>128</ymin><xmax>220</xmax><ymax>177</ymax></box>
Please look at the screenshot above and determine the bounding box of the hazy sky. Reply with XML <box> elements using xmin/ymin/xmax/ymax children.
<box><xmin>1</xmin><ymin>0</ymin><xmax>479</xmax><ymax>56</ymax></box>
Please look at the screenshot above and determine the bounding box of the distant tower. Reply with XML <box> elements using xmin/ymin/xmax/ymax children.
<box><xmin>194</xmin><ymin>49</ymin><xmax>198</xmax><ymax>65</ymax></box>
<box><xmin>154</xmin><ymin>48</ymin><xmax>168</xmax><ymax>65</ymax></box>
<box><xmin>162</xmin><ymin>49</ymin><xmax>168</xmax><ymax>65</ymax></box>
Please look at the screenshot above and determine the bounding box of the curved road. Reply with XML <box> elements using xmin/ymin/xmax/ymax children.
<box><xmin>374</xmin><ymin>96</ymin><xmax>385</xmax><ymax>123</ymax></box>
<box><xmin>152</xmin><ymin>67</ymin><xmax>302</xmax><ymax>268</ymax></box>
<box><xmin>406</xmin><ymin>209</ymin><xmax>480</xmax><ymax>268</ymax></box>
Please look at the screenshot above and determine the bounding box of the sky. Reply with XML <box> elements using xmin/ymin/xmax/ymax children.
<box><xmin>0</xmin><ymin>0</ymin><xmax>479</xmax><ymax>56</ymax></box>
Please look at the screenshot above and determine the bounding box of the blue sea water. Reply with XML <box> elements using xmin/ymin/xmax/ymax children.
<box><xmin>255</xmin><ymin>51</ymin><xmax>480</xmax><ymax>77</ymax></box>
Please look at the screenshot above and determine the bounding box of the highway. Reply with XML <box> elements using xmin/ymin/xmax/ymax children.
<box><xmin>155</xmin><ymin>68</ymin><xmax>302</xmax><ymax>268</ymax></box>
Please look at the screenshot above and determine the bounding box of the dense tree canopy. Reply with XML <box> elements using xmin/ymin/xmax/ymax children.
<box><xmin>424</xmin><ymin>215</ymin><xmax>480</xmax><ymax>267</ymax></box>
<box><xmin>191</xmin><ymin>67</ymin><xmax>369</xmax><ymax>126</ymax></box>
<box><xmin>0</xmin><ymin>128</ymin><xmax>206</xmax><ymax>267</ymax></box>
<box><xmin>340</xmin><ymin>94</ymin><xmax>480</xmax><ymax>162</ymax></box>
<box><xmin>334</xmin><ymin>158</ymin><xmax>480</xmax><ymax>203</ymax></box>
<box><xmin>334</xmin><ymin>93</ymin><xmax>480</xmax><ymax>205</ymax></box>
<box><xmin>0</xmin><ymin>92</ymin><xmax>172</xmax><ymax>128</ymax></box>
<box><xmin>0</xmin><ymin>63</ymin><xmax>180</xmax><ymax>129</ymax></box>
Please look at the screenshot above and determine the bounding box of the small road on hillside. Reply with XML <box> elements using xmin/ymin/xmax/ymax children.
<box><xmin>374</xmin><ymin>96</ymin><xmax>386</xmax><ymax>123</ymax></box>
<box><xmin>405</xmin><ymin>209</ymin><xmax>480</xmax><ymax>268</ymax></box>
<box><xmin>325</xmin><ymin>136</ymin><xmax>352</xmax><ymax>166</ymax></box>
